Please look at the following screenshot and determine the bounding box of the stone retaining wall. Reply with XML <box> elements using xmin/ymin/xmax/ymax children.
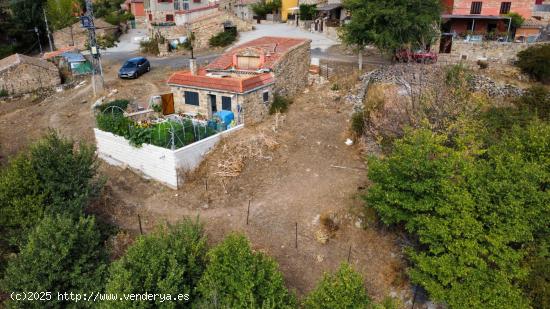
<box><xmin>0</xmin><ymin>62</ymin><xmax>60</xmax><ymax>95</ymax></box>
<box><xmin>272</xmin><ymin>40</ymin><xmax>311</xmax><ymax>98</ymax></box>
<box><xmin>443</xmin><ymin>41</ymin><xmax>542</xmax><ymax>64</ymax></box>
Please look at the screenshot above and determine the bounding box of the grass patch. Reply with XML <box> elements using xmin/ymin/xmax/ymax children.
<box><xmin>269</xmin><ymin>94</ymin><xmax>292</xmax><ymax>114</ymax></box>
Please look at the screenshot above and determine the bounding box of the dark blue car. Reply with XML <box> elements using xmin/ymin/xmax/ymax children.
<box><xmin>118</xmin><ymin>57</ymin><xmax>150</xmax><ymax>79</ymax></box>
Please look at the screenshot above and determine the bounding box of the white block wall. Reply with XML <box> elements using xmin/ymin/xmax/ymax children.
<box><xmin>94</xmin><ymin>124</ymin><xmax>243</xmax><ymax>189</ymax></box>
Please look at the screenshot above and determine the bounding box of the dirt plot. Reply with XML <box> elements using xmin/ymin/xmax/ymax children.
<box><xmin>0</xmin><ymin>62</ymin><xmax>408</xmax><ymax>302</ymax></box>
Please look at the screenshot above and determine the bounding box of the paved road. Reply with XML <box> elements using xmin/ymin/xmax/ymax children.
<box><xmin>101</xmin><ymin>24</ymin><xmax>388</xmax><ymax>69</ymax></box>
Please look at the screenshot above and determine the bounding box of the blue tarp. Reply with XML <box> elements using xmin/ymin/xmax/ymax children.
<box><xmin>214</xmin><ymin>110</ymin><xmax>234</xmax><ymax>126</ymax></box>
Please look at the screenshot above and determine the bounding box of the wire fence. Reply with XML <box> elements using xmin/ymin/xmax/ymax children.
<box><xmin>96</xmin><ymin>107</ymin><xmax>225</xmax><ymax>150</ymax></box>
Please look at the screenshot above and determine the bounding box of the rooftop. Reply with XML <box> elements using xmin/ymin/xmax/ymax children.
<box><xmin>167</xmin><ymin>36</ymin><xmax>309</xmax><ymax>93</ymax></box>
<box><xmin>0</xmin><ymin>53</ymin><xmax>58</xmax><ymax>73</ymax></box>
<box><xmin>206</xmin><ymin>36</ymin><xmax>310</xmax><ymax>71</ymax></box>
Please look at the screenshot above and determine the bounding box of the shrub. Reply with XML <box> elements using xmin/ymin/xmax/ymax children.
<box><xmin>516</xmin><ymin>44</ymin><xmax>550</xmax><ymax>83</ymax></box>
<box><xmin>303</xmin><ymin>263</ymin><xmax>371</xmax><ymax>308</ymax></box>
<box><xmin>0</xmin><ymin>88</ymin><xmax>7</xmax><ymax>97</ymax></box>
<box><xmin>209</xmin><ymin>30</ymin><xmax>237</xmax><ymax>47</ymax></box>
<box><xmin>1</xmin><ymin>215</ymin><xmax>107</xmax><ymax>308</ymax></box>
<box><xmin>105</xmin><ymin>219</ymin><xmax>207</xmax><ymax>307</ymax></box>
<box><xmin>140</xmin><ymin>37</ymin><xmax>160</xmax><ymax>55</ymax></box>
<box><xmin>299</xmin><ymin>4</ymin><xmax>317</xmax><ymax>20</ymax></box>
<box><xmin>515</xmin><ymin>85</ymin><xmax>550</xmax><ymax>120</ymax></box>
<box><xmin>0</xmin><ymin>131</ymin><xmax>99</xmax><ymax>248</ymax></box>
<box><xmin>350</xmin><ymin>111</ymin><xmax>365</xmax><ymax>136</ymax></box>
<box><xmin>96</xmin><ymin>99</ymin><xmax>129</xmax><ymax>114</ymax></box>
<box><xmin>269</xmin><ymin>94</ymin><xmax>291</xmax><ymax>114</ymax></box>
<box><xmin>197</xmin><ymin>234</ymin><xmax>295</xmax><ymax>308</ymax></box>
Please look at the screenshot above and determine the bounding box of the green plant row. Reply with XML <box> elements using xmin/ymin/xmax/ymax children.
<box><xmin>96</xmin><ymin>112</ymin><xmax>218</xmax><ymax>149</ymax></box>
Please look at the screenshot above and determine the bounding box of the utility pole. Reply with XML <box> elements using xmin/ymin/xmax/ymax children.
<box><xmin>34</xmin><ymin>27</ymin><xmax>43</xmax><ymax>54</ymax></box>
<box><xmin>43</xmin><ymin>7</ymin><xmax>53</xmax><ymax>52</ymax></box>
<box><xmin>83</xmin><ymin>0</ymin><xmax>104</xmax><ymax>96</ymax></box>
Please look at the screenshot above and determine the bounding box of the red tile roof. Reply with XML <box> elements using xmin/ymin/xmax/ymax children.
<box><xmin>43</xmin><ymin>46</ymin><xmax>79</xmax><ymax>60</ymax></box>
<box><xmin>167</xmin><ymin>37</ymin><xmax>309</xmax><ymax>93</ymax></box>
<box><xmin>167</xmin><ymin>69</ymin><xmax>274</xmax><ymax>93</ymax></box>
<box><xmin>206</xmin><ymin>36</ymin><xmax>309</xmax><ymax>71</ymax></box>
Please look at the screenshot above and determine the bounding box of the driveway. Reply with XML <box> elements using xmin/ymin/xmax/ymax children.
<box><xmin>235</xmin><ymin>23</ymin><xmax>338</xmax><ymax>51</ymax></box>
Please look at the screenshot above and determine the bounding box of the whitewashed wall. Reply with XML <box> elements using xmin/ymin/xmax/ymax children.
<box><xmin>94</xmin><ymin>124</ymin><xmax>244</xmax><ymax>189</ymax></box>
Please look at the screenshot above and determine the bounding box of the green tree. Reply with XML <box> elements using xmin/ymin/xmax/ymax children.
<box><xmin>104</xmin><ymin>219</ymin><xmax>207</xmax><ymax>308</ymax></box>
<box><xmin>365</xmin><ymin>121</ymin><xmax>550</xmax><ymax>308</ymax></box>
<box><xmin>1</xmin><ymin>215</ymin><xmax>107</xmax><ymax>308</ymax></box>
<box><xmin>515</xmin><ymin>85</ymin><xmax>550</xmax><ymax>120</ymax></box>
<box><xmin>516</xmin><ymin>44</ymin><xmax>550</xmax><ymax>83</ymax></box>
<box><xmin>302</xmin><ymin>263</ymin><xmax>371</xmax><ymax>308</ymax></box>
<box><xmin>46</xmin><ymin>0</ymin><xmax>79</xmax><ymax>30</ymax></box>
<box><xmin>0</xmin><ymin>131</ymin><xmax>99</xmax><ymax>249</ymax></box>
<box><xmin>197</xmin><ymin>233</ymin><xmax>295</xmax><ymax>308</ymax></box>
<box><xmin>340</xmin><ymin>0</ymin><xmax>441</xmax><ymax>68</ymax></box>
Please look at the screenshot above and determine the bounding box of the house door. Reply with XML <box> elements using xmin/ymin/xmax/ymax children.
<box><xmin>439</xmin><ymin>34</ymin><xmax>453</xmax><ymax>54</ymax></box>
<box><xmin>209</xmin><ymin>94</ymin><xmax>217</xmax><ymax>113</ymax></box>
<box><xmin>160</xmin><ymin>93</ymin><xmax>175</xmax><ymax>115</ymax></box>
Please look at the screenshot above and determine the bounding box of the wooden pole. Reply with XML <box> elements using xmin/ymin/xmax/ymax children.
<box><xmin>205</xmin><ymin>178</ymin><xmax>208</xmax><ymax>191</ymax></box>
<box><xmin>295</xmin><ymin>222</ymin><xmax>298</xmax><ymax>249</ymax></box>
<box><xmin>138</xmin><ymin>214</ymin><xmax>143</xmax><ymax>235</ymax></box>
<box><xmin>246</xmin><ymin>200</ymin><xmax>250</xmax><ymax>225</ymax></box>
<box><xmin>347</xmin><ymin>245</ymin><xmax>352</xmax><ymax>263</ymax></box>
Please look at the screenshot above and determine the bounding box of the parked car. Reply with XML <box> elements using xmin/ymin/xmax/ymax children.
<box><xmin>118</xmin><ymin>57</ymin><xmax>150</xmax><ymax>79</ymax></box>
<box><xmin>394</xmin><ymin>49</ymin><xmax>438</xmax><ymax>63</ymax></box>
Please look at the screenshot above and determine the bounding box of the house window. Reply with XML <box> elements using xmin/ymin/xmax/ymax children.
<box><xmin>193</xmin><ymin>0</ymin><xmax>201</xmax><ymax>3</ymax></box>
<box><xmin>166</xmin><ymin>14</ymin><xmax>174</xmax><ymax>21</ymax></box>
<box><xmin>222</xmin><ymin>96</ymin><xmax>232</xmax><ymax>110</ymax></box>
<box><xmin>470</xmin><ymin>1</ymin><xmax>482</xmax><ymax>14</ymax></box>
<box><xmin>148</xmin><ymin>14</ymin><xmax>152</xmax><ymax>21</ymax></box>
<box><xmin>262</xmin><ymin>91</ymin><xmax>269</xmax><ymax>103</ymax></box>
<box><xmin>174</xmin><ymin>0</ymin><xmax>180</xmax><ymax>10</ymax></box>
<box><xmin>500</xmin><ymin>2</ymin><xmax>511</xmax><ymax>14</ymax></box>
<box><xmin>184</xmin><ymin>91</ymin><xmax>199</xmax><ymax>106</ymax></box>
<box><xmin>183</xmin><ymin>2</ymin><xmax>189</xmax><ymax>9</ymax></box>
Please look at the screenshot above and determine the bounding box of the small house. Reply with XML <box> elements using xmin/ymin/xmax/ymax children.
<box><xmin>167</xmin><ymin>36</ymin><xmax>311</xmax><ymax>124</ymax></box>
<box><xmin>0</xmin><ymin>53</ymin><xmax>61</xmax><ymax>96</ymax></box>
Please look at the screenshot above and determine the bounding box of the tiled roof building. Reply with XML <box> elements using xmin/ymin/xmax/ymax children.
<box><xmin>167</xmin><ymin>37</ymin><xmax>310</xmax><ymax>123</ymax></box>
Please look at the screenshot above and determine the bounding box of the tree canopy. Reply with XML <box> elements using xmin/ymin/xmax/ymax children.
<box><xmin>0</xmin><ymin>131</ymin><xmax>99</xmax><ymax>249</ymax></box>
<box><xmin>104</xmin><ymin>219</ymin><xmax>207</xmax><ymax>308</ymax></box>
<box><xmin>302</xmin><ymin>263</ymin><xmax>371</xmax><ymax>308</ymax></box>
<box><xmin>1</xmin><ymin>215</ymin><xmax>107</xmax><ymax>308</ymax></box>
<box><xmin>340</xmin><ymin>0</ymin><xmax>441</xmax><ymax>52</ymax></box>
<box><xmin>197</xmin><ymin>233</ymin><xmax>295</xmax><ymax>308</ymax></box>
<box><xmin>46</xmin><ymin>0</ymin><xmax>80</xmax><ymax>30</ymax></box>
<box><xmin>364</xmin><ymin>117</ymin><xmax>550</xmax><ymax>307</ymax></box>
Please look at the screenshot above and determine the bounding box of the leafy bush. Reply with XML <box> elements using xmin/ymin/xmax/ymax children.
<box><xmin>105</xmin><ymin>219</ymin><xmax>207</xmax><ymax>307</ymax></box>
<box><xmin>299</xmin><ymin>4</ymin><xmax>317</xmax><ymax>20</ymax></box>
<box><xmin>0</xmin><ymin>88</ymin><xmax>8</xmax><ymax>97</ymax></box>
<box><xmin>151</xmin><ymin>103</ymin><xmax>162</xmax><ymax>113</ymax></box>
<box><xmin>197</xmin><ymin>234</ymin><xmax>295</xmax><ymax>308</ymax></box>
<box><xmin>251</xmin><ymin>0</ymin><xmax>281</xmax><ymax>18</ymax></box>
<box><xmin>96</xmin><ymin>99</ymin><xmax>129</xmax><ymax>114</ymax></box>
<box><xmin>209</xmin><ymin>30</ymin><xmax>237</xmax><ymax>47</ymax></box>
<box><xmin>1</xmin><ymin>215</ymin><xmax>107</xmax><ymax>308</ymax></box>
<box><xmin>140</xmin><ymin>37</ymin><xmax>160</xmax><ymax>55</ymax></box>
<box><xmin>0</xmin><ymin>131</ymin><xmax>99</xmax><ymax>248</ymax></box>
<box><xmin>516</xmin><ymin>44</ymin><xmax>550</xmax><ymax>83</ymax></box>
<box><xmin>365</xmin><ymin>120</ymin><xmax>550</xmax><ymax>307</ymax></box>
<box><xmin>303</xmin><ymin>263</ymin><xmax>371</xmax><ymax>308</ymax></box>
<box><xmin>269</xmin><ymin>94</ymin><xmax>292</xmax><ymax>114</ymax></box>
<box><xmin>350</xmin><ymin>111</ymin><xmax>365</xmax><ymax>136</ymax></box>
<box><xmin>515</xmin><ymin>85</ymin><xmax>550</xmax><ymax>120</ymax></box>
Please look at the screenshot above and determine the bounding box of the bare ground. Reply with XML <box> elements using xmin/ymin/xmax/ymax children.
<box><xmin>0</xmin><ymin>62</ymin><xmax>409</xmax><ymax>303</ymax></box>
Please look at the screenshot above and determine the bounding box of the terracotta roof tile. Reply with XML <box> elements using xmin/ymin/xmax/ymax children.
<box><xmin>167</xmin><ymin>69</ymin><xmax>274</xmax><ymax>93</ymax></box>
<box><xmin>206</xmin><ymin>36</ymin><xmax>310</xmax><ymax>70</ymax></box>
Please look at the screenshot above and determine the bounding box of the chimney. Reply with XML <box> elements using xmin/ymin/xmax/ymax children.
<box><xmin>189</xmin><ymin>58</ymin><xmax>198</xmax><ymax>75</ymax></box>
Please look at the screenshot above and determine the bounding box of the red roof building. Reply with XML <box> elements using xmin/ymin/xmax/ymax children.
<box><xmin>166</xmin><ymin>37</ymin><xmax>311</xmax><ymax>123</ymax></box>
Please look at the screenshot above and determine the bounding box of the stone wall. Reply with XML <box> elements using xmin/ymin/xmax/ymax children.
<box><xmin>272</xmin><ymin>40</ymin><xmax>311</xmax><ymax>97</ymax></box>
<box><xmin>53</xmin><ymin>22</ymin><xmax>119</xmax><ymax>49</ymax></box>
<box><xmin>238</xmin><ymin>85</ymin><xmax>274</xmax><ymax>124</ymax></box>
<box><xmin>152</xmin><ymin>10</ymin><xmax>253</xmax><ymax>49</ymax></box>
<box><xmin>0</xmin><ymin>63</ymin><xmax>60</xmax><ymax>95</ymax></box>
<box><xmin>443</xmin><ymin>41</ymin><xmax>541</xmax><ymax>64</ymax></box>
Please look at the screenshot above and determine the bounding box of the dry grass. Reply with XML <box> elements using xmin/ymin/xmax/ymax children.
<box><xmin>214</xmin><ymin>132</ymin><xmax>279</xmax><ymax>178</ymax></box>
